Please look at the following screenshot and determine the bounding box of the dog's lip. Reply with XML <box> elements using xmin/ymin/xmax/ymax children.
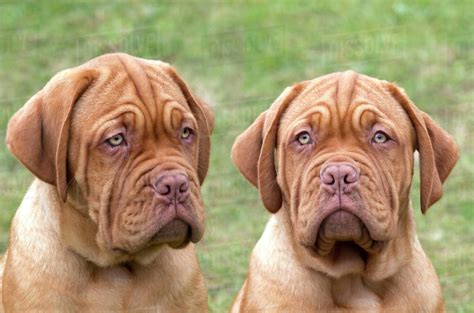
<box><xmin>111</xmin><ymin>219</ymin><xmax>192</xmax><ymax>255</ymax></box>
<box><xmin>314</xmin><ymin>210</ymin><xmax>383</xmax><ymax>256</ymax></box>
<box><xmin>149</xmin><ymin>218</ymin><xmax>192</xmax><ymax>248</ymax></box>
<box><xmin>308</xmin><ymin>207</ymin><xmax>384</xmax><ymax>255</ymax></box>
<box><xmin>111</xmin><ymin>202</ymin><xmax>203</xmax><ymax>255</ymax></box>
<box><xmin>310</xmin><ymin>206</ymin><xmax>362</xmax><ymax>245</ymax></box>
<box><xmin>319</xmin><ymin>210</ymin><xmax>364</xmax><ymax>241</ymax></box>
<box><xmin>152</xmin><ymin>202</ymin><xmax>204</xmax><ymax>244</ymax></box>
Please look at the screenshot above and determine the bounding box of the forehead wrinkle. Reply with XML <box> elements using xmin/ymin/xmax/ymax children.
<box><xmin>150</xmin><ymin>81</ymin><xmax>167</xmax><ymax>135</ymax></box>
<box><xmin>353</xmin><ymin>78</ymin><xmax>410</xmax><ymax>127</ymax></box>
<box><xmin>351</xmin><ymin>104</ymin><xmax>392</xmax><ymax>131</ymax></box>
<box><xmin>280</xmin><ymin>101</ymin><xmax>332</xmax><ymax>147</ymax></box>
<box><xmin>304</xmin><ymin>105</ymin><xmax>331</xmax><ymax>121</ymax></box>
<box><xmin>144</xmin><ymin>66</ymin><xmax>193</xmax><ymax>135</ymax></box>
<box><xmin>293</xmin><ymin>104</ymin><xmax>331</xmax><ymax>131</ymax></box>
<box><xmin>162</xmin><ymin>101</ymin><xmax>194</xmax><ymax>135</ymax></box>
<box><xmin>344</xmin><ymin>76</ymin><xmax>401</xmax><ymax>137</ymax></box>
<box><xmin>145</xmin><ymin>65</ymin><xmax>190</xmax><ymax>110</ymax></box>
<box><xmin>89</xmin><ymin>105</ymin><xmax>146</xmax><ymax>143</ymax></box>
<box><xmin>301</xmin><ymin>75</ymin><xmax>340</xmax><ymax>131</ymax></box>
<box><xmin>292</xmin><ymin>76</ymin><xmax>337</xmax><ymax>111</ymax></box>
<box><xmin>297</xmin><ymin>73</ymin><xmax>339</xmax><ymax>98</ymax></box>
<box><xmin>72</xmin><ymin>67</ymin><xmax>133</xmax><ymax>123</ymax></box>
<box><xmin>285</xmin><ymin>94</ymin><xmax>338</xmax><ymax>139</ymax></box>
<box><xmin>309</xmin><ymin>105</ymin><xmax>331</xmax><ymax>132</ymax></box>
<box><xmin>354</xmin><ymin>77</ymin><xmax>394</xmax><ymax>111</ymax></box>
<box><xmin>116</xmin><ymin>55</ymin><xmax>155</xmax><ymax>133</ymax></box>
<box><xmin>337</xmin><ymin>71</ymin><xmax>358</xmax><ymax>126</ymax></box>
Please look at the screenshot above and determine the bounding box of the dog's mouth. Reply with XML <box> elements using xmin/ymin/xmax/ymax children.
<box><xmin>314</xmin><ymin>210</ymin><xmax>383</xmax><ymax>257</ymax></box>
<box><xmin>149</xmin><ymin>219</ymin><xmax>192</xmax><ymax>249</ymax></box>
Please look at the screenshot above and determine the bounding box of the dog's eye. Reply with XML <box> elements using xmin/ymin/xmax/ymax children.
<box><xmin>107</xmin><ymin>134</ymin><xmax>125</xmax><ymax>147</ymax></box>
<box><xmin>372</xmin><ymin>131</ymin><xmax>389</xmax><ymax>144</ymax></box>
<box><xmin>181</xmin><ymin>127</ymin><xmax>192</xmax><ymax>140</ymax></box>
<box><xmin>296</xmin><ymin>132</ymin><xmax>312</xmax><ymax>145</ymax></box>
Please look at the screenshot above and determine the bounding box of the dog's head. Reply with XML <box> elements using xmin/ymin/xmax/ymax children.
<box><xmin>6</xmin><ymin>53</ymin><xmax>214</xmax><ymax>265</ymax></box>
<box><xmin>232</xmin><ymin>71</ymin><xmax>458</xmax><ymax>278</ymax></box>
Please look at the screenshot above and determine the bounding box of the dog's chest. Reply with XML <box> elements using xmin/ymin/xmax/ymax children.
<box><xmin>331</xmin><ymin>275</ymin><xmax>381</xmax><ymax>310</ymax></box>
<box><xmin>83</xmin><ymin>265</ymin><xmax>159</xmax><ymax>311</ymax></box>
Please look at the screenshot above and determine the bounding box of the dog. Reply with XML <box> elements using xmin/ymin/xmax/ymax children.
<box><xmin>1</xmin><ymin>53</ymin><xmax>213</xmax><ymax>312</ymax></box>
<box><xmin>231</xmin><ymin>71</ymin><xmax>459</xmax><ymax>312</ymax></box>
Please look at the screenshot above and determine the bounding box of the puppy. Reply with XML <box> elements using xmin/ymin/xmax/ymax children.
<box><xmin>1</xmin><ymin>53</ymin><xmax>213</xmax><ymax>312</ymax></box>
<box><xmin>231</xmin><ymin>71</ymin><xmax>458</xmax><ymax>312</ymax></box>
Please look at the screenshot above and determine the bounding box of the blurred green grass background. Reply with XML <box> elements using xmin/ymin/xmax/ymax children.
<box><xmin>0</xmin><ymin>1</ymin><xmax>472</xmax><ymax>312</ymax></box>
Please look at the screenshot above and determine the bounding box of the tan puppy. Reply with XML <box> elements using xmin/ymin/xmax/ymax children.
<box><xmin>231</xmin><ymin>71</ymin><xmax>459</xmax><ymax>313</ymax></box>
<box><xmin>2</xmin><ymin>53</ymin><xmax>213</xmax><ymax>312</ymax></box>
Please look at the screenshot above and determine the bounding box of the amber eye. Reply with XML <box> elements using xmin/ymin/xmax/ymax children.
<box><xmin>181</xmin><ymin>127</ymin><xmax>192</xmax><ymax>139</ymax></box>
<box><xmin>107</xmin><ymin>134</ymin><xmax>125</xmax><ymax>147</ymax></box>
<box><xmin>296</xmin><ymin>131</ymin><xmax>312</xmax><ymax>145</ymax></box>
<box><xmin>372</xmin><ymin>131</ymin><xmax>389</xmax><ymax>144</ymax></box>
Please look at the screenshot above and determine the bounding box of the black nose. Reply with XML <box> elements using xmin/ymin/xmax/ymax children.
<box><xmin>153</xmin><ymin>172</ymin><xmax>190</xmax><ymax>203</ymax></box>
<box><xmin>320</xmin><ymin>163</ymin><xmax>359</xmax><ymax>194</ymax></box>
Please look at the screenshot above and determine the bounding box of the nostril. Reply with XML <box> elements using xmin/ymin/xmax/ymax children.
<box><xmin>156</xmin><ymin>184</ymin><xmax>171</xmax><ymax>196</ymax></box>
<box><xmin>343</xmin><ymin>174</ymin><xmax>351</xmax><ymax>184</ymax></box>
<box><xmin>343</xmin><ymin>170</ymin><xmax>359</xmax><ymax>184</ymax></box>
<box><xmin>179</xmin><ymin>180</ymin><xmax>189</xmax><ymax>193</ymax></box>
<box><xmin>320</xmin><ymin>168</ymin><xmax>336</xmax><ymax>185</ymax></box>
<box><xmin>326</xmin><ymin>175</ymin><xmax>335</xmax><ymax>185</ymax></box>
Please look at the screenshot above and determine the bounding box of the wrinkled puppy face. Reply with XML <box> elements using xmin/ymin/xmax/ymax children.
<box><xmin>277</xmin><ymin>73</ymin><xmax>415</xmax><ymax>263</ymax></box>
<box><xmin>232</xmin><ymin>71</ymin><xmax>458</xmax><ymax>276</ymax></box>
<box><xmin>7</xmin><ymin>53</ymin><xmax>213</xmax><ymax>264</ymax></box>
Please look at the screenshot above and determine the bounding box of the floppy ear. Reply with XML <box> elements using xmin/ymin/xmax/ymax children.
<box><xmin>232</xmin><ymin>84</ymin><xmax>306</xmax><ymax>213</ymax></box>
<box><xmin>6</xmin><ymin>67</ymin><xmax>98</xmax><ymax>202</ymax></box>
<box><xmin>387</xmin><ymin>83</ymin><xmax>460</xmax><ymax>213</ymax></box>
<box><xmin>163</xmin><ymin>65</ymin><xmax>214</xmax><ymax>184</ymax></box>
<box><xmin>231</xmin><ymin>112</ymin><xmax>267</xmax><ymax>188</ymax></box>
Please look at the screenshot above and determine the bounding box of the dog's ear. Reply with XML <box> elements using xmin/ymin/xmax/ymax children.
<box><xmin>232</xmin><ymin>112</ymin><xmax>267</xmax><ymax>188</ymax></box>
<box><xmin>232</xmin><ymin>83</ymin><xmax>306</xmax><ymax>213</ymax></box>
<box><xmin>387</xmin><ymin>83</ymin><xmax>459</xmax><ymax>213</ymax></box>
<box><xmin>163</xmin><ymin>65</ymin><xmax>214</xmax><ymax>185</ymax></box>
<box><xmin>6</xmin><ymin>67</ymin><xmax>98</xmax><ymax>202</ymax></box>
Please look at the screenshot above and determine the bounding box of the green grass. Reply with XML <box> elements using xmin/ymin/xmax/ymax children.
<box><xmin>0</xmin><ymin>1</ymin><xmax>473</xmax><ymax>312</ymax></box>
